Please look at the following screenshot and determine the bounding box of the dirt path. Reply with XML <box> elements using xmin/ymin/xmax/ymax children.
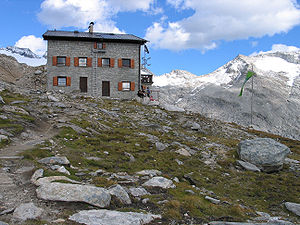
<box><xmin>0</xmin><ymin>120</ymin><xmax>59</xmax><ymax>158</ymax></box>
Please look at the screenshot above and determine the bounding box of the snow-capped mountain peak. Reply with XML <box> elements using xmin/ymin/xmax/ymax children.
<box><xmin>0</xmin><ymin>46</ymin><xmax>46</xmax><ymax>67</ymax></box>
<box><xmin>154</xmin><ymin>50</ymin><xmax>300</xmax><ymax>88</ymax></box>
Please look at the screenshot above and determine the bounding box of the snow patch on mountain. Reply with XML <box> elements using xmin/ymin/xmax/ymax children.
<box><xmin>0</xmin><ymin>46</ymin><xmax>46</xmax><ymax>67</ymax></box>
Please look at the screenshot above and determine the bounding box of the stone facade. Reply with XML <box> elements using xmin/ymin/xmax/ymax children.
<box><xmin>46</xmin><ymin>38</ymin><xmax>142</xmax><ymax>99</ymax></box>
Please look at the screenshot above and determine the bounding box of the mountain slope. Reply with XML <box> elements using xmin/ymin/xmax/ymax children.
<box><xmin>0</xmin><ymin>46</ymin><xmax>46</xmax><ymax>67</ymax></box>
<box><xmin>154</xmin><ymin>51</ymin><xmax>300</xmax><ymax>140</ymax></box>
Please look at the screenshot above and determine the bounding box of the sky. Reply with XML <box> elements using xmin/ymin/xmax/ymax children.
<box><xmin>1</xmin><ymin>0</ymin><xmax>300</xmax><ymax>76</ymax></box>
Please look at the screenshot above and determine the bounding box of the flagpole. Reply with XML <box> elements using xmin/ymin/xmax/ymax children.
<box><xmin>250</xmin><ymin>65</ymin><xmax>254</xmax><ymax>126</ymax></box>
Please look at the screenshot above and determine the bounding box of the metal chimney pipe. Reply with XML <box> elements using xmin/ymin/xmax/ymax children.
<box><xmin>89</xmin><ymin>22</ymin><xmax>94</xmax><ymax>34</ymax></box>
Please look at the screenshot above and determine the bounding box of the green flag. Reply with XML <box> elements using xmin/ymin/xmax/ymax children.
<box><xmin>239</xmin><ymin>71</ymin><xmax>255</xmax><ymax>96</ymax></box>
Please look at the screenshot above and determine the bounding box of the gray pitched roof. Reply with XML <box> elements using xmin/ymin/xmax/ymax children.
<box><xmin>43</xmin><ymin>30</ymin><xmax>147</xmax><ymax>44</ymax></box>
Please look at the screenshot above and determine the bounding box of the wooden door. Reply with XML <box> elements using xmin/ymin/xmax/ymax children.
<box><xmin>80</xmin><ymin>77</ymin><xmax>88</xmax><ymax>93</ymax></box>
<box><xmin>102</xmin><ymin>81</ymin><xmax>110</xmax><ymax>96</ymax></box>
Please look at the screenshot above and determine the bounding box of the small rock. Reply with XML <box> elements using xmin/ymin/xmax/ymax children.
<box><xmin>175</xmin><ymin>159</ymin><xmax>184</xmax><ymax>165</ymax></box>
<box><xmin>13</xmin><ymin>203</ymin><xmax>43</xmax><ymax>221</ymax></box>
<box><xmin>285</xmin><ymin>202</ymin><xmax>300</xmax><ymax>216</ymax></box>
<box><xmin>0</xmin><ymin>96</ymin><xmax>5</xmax><ymax>104</ymax></box>
<box><xmin>142</xmin><ymin>198</ymin><xmax>150</xmax><ymax>204</ymax></box>
<box><xmin>0</xmin><ymin>221</ymin><xmax>9</xmax><ymax>225</ymax></box>
<box><xmin>0</xmin><ymin>135</ymin><xmax>8</xmax><ymax>142</ymax></box>
<box><xmin>124</xmin><ymin>152</ymin><xmax>135</xmax><ymax>162</ymax></box>
<box><xmin>155</xmin><ymin>142</ymin><xmax>167</xmax><ymax>151</ymax></box>
<box><xmin>129</xmin><ymin>187</ymin><xmax>150</xmax><ymax>197</ymax></box>
<box><xmin>175</xmin><ymin>148</ymin><xmax>191</xmax><ymax>157</ymax></box>
<box><xmin>205</xmin><ymin>196</ymin><xmax>220</xmax><ymax>204</ymax></box>
<box><xmin>185</xmin><ymin>190</ymin><xmax>195</xmax><ymax>194</ymax></box>
<box><xmin>142</xmin><ymin>177</ymin><xmax>176</xmax><ymax>189</ymax></box>
<box><xmin>136</xmin><ymin>170</ymin><xmax>162</xmax><ymax>177</ymax></box>
<box><xmin>48</xmin><ymin>95</ymin><xmax>59</xmax><ymax>102</ymax></box>
<box><xmin>38</xmin><ymin>156</ymin><xmax>70</xmax><ymax>165</ymax></box>
<box><xmin>237</xmin><ymin>160</ymin><xmax>261</xmax><ymax>172</ymax></box>
<box><xmin>191</xmin><ymin>122</ymin><xmax>201</xmax><ymax>131</ymax></box>
<box><xmin>34</xmin><ymin>70</ymin><xmax>43</xmax><ymax>75</ymax></box>
<box><xmin>31</xmin><ymin>169</ymin><xmax>44</xmax><ymax>185</ymax></box>
<box><xmin>173</xmin><ymin>177</ymin><xmax>179</xmax><ymax>183</ymax></box>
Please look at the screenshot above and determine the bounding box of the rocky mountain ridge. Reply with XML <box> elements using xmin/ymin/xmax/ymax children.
<box><xmin>0</xmin><ymin>46</ymin><xmax>46</xmax><ymax>67</ymax></box>
<box><xmin>154</xmin><ymin>51</ymin><xmax>300</xmax><ymax>140</ymax></box>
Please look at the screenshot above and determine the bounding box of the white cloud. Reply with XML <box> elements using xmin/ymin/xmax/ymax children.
<box><xmin>38</xmin><ymin>0</ymin><xmax>159</xmax><ymax>33</ymax></box>
<box><xmin>15</xmin><ymin>35</ymin><xmax>47</xmax><ymax>56</ymax></box>
<box><xmin>146</xmin><ymin>0</ymin><xmax>300</xmax><ymax>51</ymax></box>
<box><xmin>250</xmin><ymin>44</ymin><xmax>300</xmax><ymax>56</ymax></box>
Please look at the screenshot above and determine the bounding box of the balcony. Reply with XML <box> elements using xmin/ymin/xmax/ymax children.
<box><xmin>141</xmin><ymin>74</ymin><xmax>153</xmax><ymax>85</ymax></box>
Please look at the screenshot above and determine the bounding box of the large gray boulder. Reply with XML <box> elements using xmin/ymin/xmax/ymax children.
<box><xmin>237</xmin><ymin>138</ymin><xmax>291</xmax><ymax>172</ymax></box>
<box><xmin>285</xmin><ymin>202</ymin><xmax>300</xmax><ymax>216</ymax></box>
<box><xmin>69</xmin><ymin>209</ymin><xmax>161</xmax><ymax>225</ymax></box>
<box><xmin>36</xmin><ymin>183</ymin><xmax>111</xmax><ymax>208</ymax></box>
<box><xmin>13</xmin><ymin>203</ymin><xmax>43</xmax><ymax>221</ymax></box>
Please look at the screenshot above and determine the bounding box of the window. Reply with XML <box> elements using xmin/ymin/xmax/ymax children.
<box><xmin>122</xmin><ymin>81</ymin><xmax>131</xmax><ymax>91</ymax></box>
<box><xmin>57</xmin><ymin>57</ymin><xmax>66</xmax><ymax>66</ymax></box>
<box><xmin>97</xmin><ymin>43</ymin><xmax>104</xmax><ymax>49</ymax></box>
<box><xmin>57</xmin><ymin>77</ymin><xmax>67</xmax><ymax>86</ymax></box>
<box><xmin>122</xmin><ymin>59</ymin><xmax>131</xmax><ymax>68</ymax></box>
<box><xmin>102</xmin><ymin>58</ymin><xmax>110</xmax><ymax>67</ymax></box>
<box><xmin>94</xmin><ymin>42</ymin><xmax>106</xmax><ymax>49</ymax></box>
<box><xmin>79</xmin><ymin>57</ymin><xmax>87</xmax><ymax>67</ymax></box>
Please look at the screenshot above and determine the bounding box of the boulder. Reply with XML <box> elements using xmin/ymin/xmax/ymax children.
<box><xmin>47</xmin><ymin>95</ymin><xmax>59</xmax><ymax>102</ymax></box>
<box><xmin>69</xmin><ymin>209</ymin><xmax>161</xmax><ymax>225</ymax></box>
<box><xmin>285</xmin><ymin>202</ymin><xmax>300</xmax><ymax>216</ymax></box>
<box><xmin>38</xmin><ymin>156</ymin><xmax>70</xmax><ymax>165</ymax></box>
<box><xmin>13</xmin><ymin>203</ymin><xmax>43</xmax><ymax>221</ymax></box>
<box><xmin>237</xmin><ymin>138</ymin><xmax>290</xmax><ymax>172</ymax></box>
<box><xmin>36</xmin><ymin>182</ymin><xmax>111</xmax><ymax>208</ymax></box>
<box><xmin>142</xmin><ymin>177</ymin><xmax>176</xmax><ymax>189</ymax></box>
<box><xmin>108</xmin><ymin>185</ymin><xmax>131</xmax><ymax>205</ymax></box>
<box><xmin>205</xmin><ymin>196</ymin><xmax>220</xmax><ymax>204</ymax></box>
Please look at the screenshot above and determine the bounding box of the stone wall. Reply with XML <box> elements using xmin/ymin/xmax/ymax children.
<box><xmin>47</xmin><ymin>40</ymin><xmax>141</xmax><ymax>99</ymax></box>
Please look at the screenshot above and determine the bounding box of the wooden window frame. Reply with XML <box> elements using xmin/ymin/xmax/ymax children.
<box><xmin>102</xmin><ymin>58</ymin><xmax>110</xmax><ymax>67</ymax></box>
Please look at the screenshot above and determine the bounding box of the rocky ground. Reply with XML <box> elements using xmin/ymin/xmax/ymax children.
<box><xmin>0</xmin><ymin>59</ymin><xmax>299</xmax><ymax>224</ymax></box>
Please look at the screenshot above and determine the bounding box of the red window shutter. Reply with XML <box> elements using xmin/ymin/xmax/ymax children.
<box><xmin>66</xmin><ymin>77</ymin><xmax>71</xmax><ymax>86</ymax></box>
<box><xmin>94</xmin><ymin>42</ymin><xmax>97</xmax><ymax>49</ymax></box>
<box><xmin>103</xmin><ymin>43</ymin><xmax>106</xmax><ymax>49</ymax></box>
<box><xmin>53</xmin><ymin>77</ymin><xmax>58</xmax><ymax>86</ymax></box>
<box><xmin>66</xmin><ymin>57</ymin><xmax>70</xmax><ymax>66</ymax></box>
<box><xmin>87</xmin><ymin>58</ymin><xmax>92</xmax><ymax>67</ymax></box>
<box><xmin>118</xmin><ymin>59</ymin><xmax>122</xmax><ymax>68</ymax></box>
<box><xmin>110</xmin><ymin>58</ymin><xmax>114</xmax><ymax>68</ymax></box>
<box><xmin>98</xmin><ymin>58</ymin><xmax>102</xmax><ymax>67</ymax></box>
<box><xmin>130</xmin><ymin>82</ymin><xmax>135</xmax><ymax>91</ymax></box>
<box><xmin>130</xmin><ymin>59</ymin><xmax>135</xmax><ymax>69</ymax></box>
<box><xmin>52</xmin><ymin>56</ymin><xmax>57</xmax><ymax>66</ymax></box>
<box><xmin>74</xmin><ymin>57</ymin><xmax>79</xmax><ymax>67</ymax></box>
<box><xmin>118</xmin><ymin>82</ymin><xmax>122</xmax><ymax>91</ymax></box>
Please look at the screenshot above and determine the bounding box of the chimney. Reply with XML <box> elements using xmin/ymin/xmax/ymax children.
<box><xmin>88</xmin><ymin>22</ymin><xmax>94</xmax><ymax>34</ymax></box>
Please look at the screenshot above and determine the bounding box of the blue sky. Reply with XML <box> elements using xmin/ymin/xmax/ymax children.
<box><xmin>1</xmin><ymin>0</ymin><xmax>300</xmax><ymax>76</ymax></box>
